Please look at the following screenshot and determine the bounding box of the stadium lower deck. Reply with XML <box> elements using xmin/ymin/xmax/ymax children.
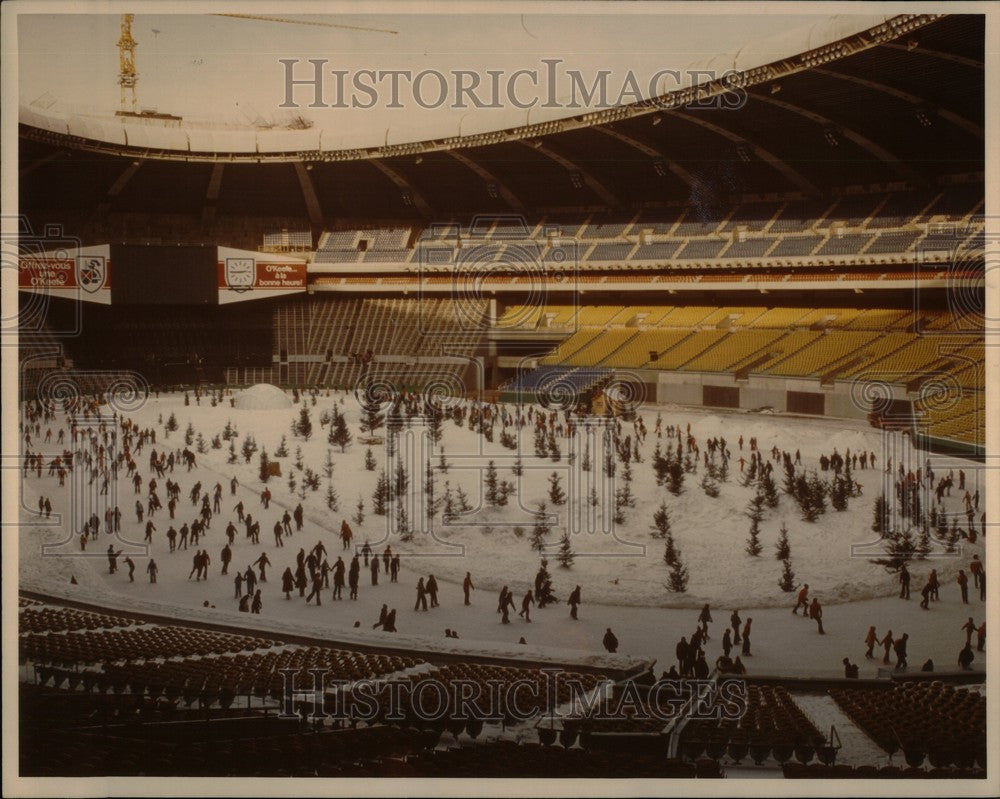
<box><xmin>18</xmin><ymin>594</ymin><xmax>986</xmax><ymax>778</ymax></box>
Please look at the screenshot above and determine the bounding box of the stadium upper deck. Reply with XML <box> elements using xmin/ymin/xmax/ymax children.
<box><xmin>19</xmin><ymin>15</ymin><xmax>982</xmax><ymax>238</ymax></box>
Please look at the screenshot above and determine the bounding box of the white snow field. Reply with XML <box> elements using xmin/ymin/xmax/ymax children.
<box><xmin>19</xmin><ymin>389</ymin><xmax>987</xmax><ymax>679</ymax></box>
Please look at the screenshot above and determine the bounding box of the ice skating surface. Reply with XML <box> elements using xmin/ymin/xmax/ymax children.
<box><xmin>19</xmin><ymin>392</ymin><xmax>987</xmax><ymax>679</ymax></box>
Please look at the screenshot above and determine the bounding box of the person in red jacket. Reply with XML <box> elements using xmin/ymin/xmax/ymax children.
<box><xmin>809</xmin><ymin>597</ymin><xmax>825</xmax><ymax>634</ymax></box>
<box><xmin>793</xmin><ymin>584</ymin><xmax>809</xmax><ymax>614</ymax></box>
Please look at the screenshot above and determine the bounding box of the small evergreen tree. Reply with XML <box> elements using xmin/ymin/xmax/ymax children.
<box><xmin>258</xmin><ymin>449</ymin><xmax>271</xmax><ymax>483</ymax></box>
<box><xmin>325</xmin><ymin>482</ymin><xmax>339</xmax><ymax>512</ymax></box>
<box><xmin>184</xmin><ymin>422</ymin><xmax>195</xmax><ymax>446</ymax></box>
<box><xmin>548</xmin><ymin>472</ymin><xmax>566</xmax><ymax>506</ymax></box>
<box><xmin>397</xmin><ymin>503</ymin><xmax>412</xmax><ymax>542</ymax></box>
<box><xmin>556</xmin><ymin>532</ymin><xmax>575</xmax><ymax>568</ymax></box>
<box><xmin>531</xmin><ymin>503</ymin><xmax>550</xmax><ymax>552</ymax></box>
<box><xmin>484</xmin><ymin>461</ymin><xmax>500</xmax><ymax>507</ymax></box>
<box><xmin>761</xmin><ymin>470</ymin><xmax>780</xmax><ymax>508</ymax></box>
<box><xmin>394</xmin><ymin>460</ymin><xmax>408</xmax><ymax>500</ymax></box>
<box><xmin>196</xmin><ymin>433</ymin><xmax>207</xmax><ymax>454</ymax></box>
<box><xmin>296</xmin><ymin>406</ymin><xmax>313</xmax><ymax>440</ymax></box>
<box><xmin>775</xmin><ymin>522</ymin><xmax>791</xmax><ymax>560</ymax></box>
<box><xmin>227</xmin><ymin>438</ymin><xmax>238</xmax><ymax>464</ymax></box>
<box><xmin>455</xmin><ymin>485</ymin><xmax>473</xmax><ymax>513</ymax></box>
<box><xmin>294</xmin><ymin>446</ymin><xmax>304</xmax><ymax>472</ymax></box>
<box><xmin>353</xmin><ymin>495</ymin><xmax>365</xmax><ymax>525</ymax></box>
<box><xmin>323</xmin><ymin>449</ymin><xmax>335</xmax><ymax>480</ymax></box>
<box><xmin>666</xmin><ymin>548</ymin><xmax>689</xmax><ymax>593</ymax></box>
<box><xmin>745</xmin><ymin>494</ymin><xmax>764</xmax><ymax>556</ymax></box>
<box><xmin>329</xmin><ymin>412</ymin><xmax>352</xmax><ymax>452</ymax></box>
<box><xmin>872</xmin><ymin>494</ymin><xmax>889</xmax><ymax>535</ymax></box>
<box><xmin>274</xmin><ymin>435</ymin><xmax>289</xmax><ymax>458</ymax></box>
<box><xmin>700</xmin><ymin>473</ymin><xmax>720</xmax><ymax>498</ymax></box>
<box><xmin>373</xmin><ymin>472</ymin><xmax>389</xmax><ymax>515</ymax></box>
<box><xmin>651</xmin><ymin>501</ymin><xmax>673</xmax><ymax>541</ymax></box>
<box><xmin>360</xmin><ymin>403</ymin><xmax>385</xmax><ymax>436</ymax></box>
<box><xmin>778</xmin><ymin>557</ymin><xmax>796</xmax><ymax>592</ymax></box>
<box><xmin>364</xmin><ymin>447</ymin><xmax>377</xmax><ymax>471</ymax></box>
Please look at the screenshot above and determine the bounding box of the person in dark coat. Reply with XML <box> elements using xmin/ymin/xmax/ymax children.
<box><xmin>306</xmin><ymin>572</ymin><xmax>323</xmax><ymax>605</ymax></box>
<box><xmin>603</xmin><ymin>627</ymin><xmax>619</xmax><ymax>653</ymax></box>
<box><xmin>741</xmin><ymin>618</ymin><xmax>753</xmax><ymax>656</ymax></box>
<box><xmin>147</xmin><ymin>559</ymin><xmax>158</xmax><ymax>583</ymax></box>
<box><xmin>568</xmin><ymin>585</ymin><xmax>581</xmax><ymax>620</ymax></box>
<box><xmin>295</xmin><ymin>567</ymin><xmax>308</xmax><ymax>598</ymax></box>
<box><xmin>809</xmin><ymin>597</ymin><xmax>824</xmax><ymax>634</ymax></box>
<box><xmin>373</xmin><ymin>604</ymin><xmax>389</xmax><ymax>629</ymax></box>
<box><xmin>238</xmin><ymin>594</ymin><xmax>250</xmax><ymax>612</ymax></box>
<box><xmin>920</xmin><ymin>580</ymin><xmax>932</xmax><ymax>610</ymax></box>
<box><xmin>898</xmin><ymin>563</ymin><xmax>910</xmax><ymax>599</ymax></box>
<box><xmin>348</xmin><ymin>560</ymin><xmax>360</xmax><ymax>600</ymax></box>
<box><xmin>251</xmin><ymin>589</ymin><xmax>262</xmax><ymax>614</ymax></box>
<box><xmin>234</xmin><ymin>571</ymin><xmax>244</xmax><ymax>598</ymax></box>
<box><xmin>427</xmin><ymin>574</ymin><xmax>439</xmax><ymax>607</ymax></box>
<box><xmin>332</xmin><ymin>557</ymin><xmax>345</xmax><ymax>600</ymax></box>
<box><xmin>865</xmin><ymin>626</ymin><xmax>878</xmax><ymax>659</ymax></box>
<box><xmin>731</xmin><ymin>656</ymin><xmax>746</xmax><ymax>675</ymax></box>
<box><xmin>842</xmin><ymin>658</ymin><xmax>859</xmax><ymax>679</ymax></box>
<box><xmin>281</xmin><ymin>567</ymin><xmax>295</xmax><ymax>599</ymax></box>
<box><xmin>721</xmin><ymin>628</ymin><xmax>732</xmax><ymax>658</ymax></box>
<box><xmin>124</xmin><ymin>557</ymin><xmax>136</xmax><ymax>582</ymax></box>
<box><xmin>382</xmin><ymin>608</ymin><xmax>397</xmax><ymax>633</ymax></box>
<box><xmin>957</xmin><ymin>570</ymin><xmax>969</xmax><ymax>604</ymax></box>
<box><xmin>370</xmin><ymin>556</ymin><xmax>380</xmax><ymax>586</ymax></box>
<box><xmin>893</xmin><ymin>633</ymin><xmax>908</xmax><ymax>670</ymax></box>
<box><xmin>463</xmin><ymin>572</ymin><xmax>474</xmax><ymax>605</ymax></box>
<box><xmin>221</xmin><ymin>544</ymin><xmax>232</xmax><ymax>576</ymax></box>
<box><xmin>390</xmin><ymin>554</ymin><xmax>400</xmax><ymax>583</ymax></box>
<box><xmin>244</xmin><ymin>565</ymin><xmax>257</xmax><ymax>595</ymax></box>
<box><xmin>731</xmin><ymin>610</ymin><xmax>742</xmax><ymax>644</ymax></box>
<box><xmin>676</xmin><ymin>636</ymin><xmax>690</xmax><ymax>676</ymax></box>
<box><xmin>958</xmin><ymin>642</ymin><xmax>975</xmax><ymax>670</ymax></box>
<box><xmin>961</xmin><ymin>617</ymin><xmax>977</xmax><ymax>645</ymax></box>
<box><xmin>519</xmin><ymin>590</ymin><xmax>534</xmax><ymax>622</ymax></box>
<box><xmin>499</xmin><ymin>586</ymin><xmax>515</xmax><ymax>624</ymax></box>
<box><xmin>414</xmin><ymin>578</ymin><xmax>429</xmax><ymax>611</ymax></box>
<box><xmin>693</xmin><ymin>651</ymin><xmax>709</xmax><ymax>679</ymax></box>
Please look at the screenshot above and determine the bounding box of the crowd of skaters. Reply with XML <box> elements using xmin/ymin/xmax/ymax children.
<box><xmin>18</xmin><ymin>391</ymin><xmax>990</xmax><ymax>673</ymax></box>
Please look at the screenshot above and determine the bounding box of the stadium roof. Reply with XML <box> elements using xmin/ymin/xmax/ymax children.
<box><xmin>19</xmin><ymin>14</ymin><xmax>983</xmax><ymax>220</ymax></box>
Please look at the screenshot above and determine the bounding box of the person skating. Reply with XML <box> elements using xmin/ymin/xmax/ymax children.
<box><xmin>234</xmin><ymin>571</ymin><xmax>244</xmax><ymax>599</ymax></box>
<box><xmin>361</xmin><ymin>540</ymin><xmax>372</xmax><ymax>566</ymax></box>
<box><xmin>373</xmin><ymin>604</ymin><xmax>389</xmax><ymax>629</ymax></box>
<box><xmin>251</xmin><ymin>589</ymin><xmax>263</xmax><ymax>614</ymax></box>
<box><xmin>306</xmin><ymin>572</ymin><xmax>323</xmax><ymax>606</ymax></box>
<box><xmin>976</xmin><ymin>621</ymin><xmax>986</xmax><ymax>652</ymax></box>
<box><xmin>414</xmin><ymin>577</ymin><xmax>429</xmax><ymax>611</ymax></box>
<box><xmin>348</xmin><ymin>556</ymin><xmax>360</xmax><ymax>600</ymax></box>
<box><xmin>741</xmin><ymin>618</ymin><xmax>752</xmax><ymax>656</ymax></box>
<box><xmin>842</xmin><ymin>658</ymin><xmax>859</xmax><ymax>679</ymax></box>
<box><xmin>698</xmin><ymin>603</ymin><xmax>713</xmax><ymax>638</ymax></box>
<box><xmin>254</xmin><ymin>552</ymin><xmax>271</xmax><ymax>583</ymax></box>
<box><xmin>693</xmin><ymin>651</ymin><xmax>710</xmax><ymax>679</ymax></box>
<box><xmin>731</xmin><ymin>610</ymin><xmax>742</xmax><ymax>644</ymax></box>
<box><xmin>568</xmin><ymin>585</ymin><xmax>581</xmax><ymax>620</ymax></box>
<box><xmin>124</xmin><ymin>556</ymin><xmax>135</xmax><ymax>582</ymax></box>
<box><xmin>370</xmin><ymin>555</ymin><xmax>380</xmax><ymax>586</ymax></box>
<box><xmin>295</xmin><ymin>566</ymin><xmax>308</xmax><ymax>598</ymax></box>
<box><xmin>864</xmin><ymin>626</ymin><xmax>878</xmax><ymax>659</ymax></box>
<box><xmin>238</xmin><ymin>594</ymin><xmax>250</xmax><ymax>612</ymax></box>
<box><xmin>898</xmin><ymin>563</ymin><xmax>911</xmax><ymax>600</ymax></box>
<box><xmin>969</xmin><ymin>554</ymin><xmax>983</xmax><ymax>589</ymax></box>
<box><xmin>519</xmin><ymin>590</ymin><xmax>534</xmax><ymax>622</ymax></box>
<box><xmin>382</xmin><ymin>608</ymin><xmax>397</xmax><ymax>633</ymax></box>
<box><xmin>107</xmin><ymin>545</ymin><xmax>123</xmax><ymax>574</ymax></box>
<box><xmin>603</xmin><ymin>627</ymin><xmax>619</xmax><ymax>654</ymax></box>
<box><xmin>244</xmin><ymin>564</ymin><xmax>258</xmax><ymax>596</ymax></box>
<box><xmin>928</xmin><ymin>568</ymin><xmax>939</xmax><ymax>601</ymax></box>
<box><xmin>731</xmin><ymin>656</ymin><xmax>746</xmax><ymax>675</ymax></box>
<box><xmin>920</xmin><ymin>579</ymin><xmax>933</xmax><ymax>610</ymax></box>
<box><xmin>281</xmin><ymin>567</ymin><xmax>295</xmax><ymax>599</ymax></box>
<box><xmin>332</xmin><ymin>557</ymin><xmax>345</xmax><ymax>600</ymax></box>
<box><xmin>961</xmin><ymin>617</ymin><xmax>977</xmax><ymax>645</ymax></box>
<box><xmin>879</xmin><ymin>630</ymin><xmax>893</xmax><ymax>665</ymax></box>
<box><xmin>793</xmin><ymin>584</ymin><xmax>809</xmax><ymax>614</ymax></box>
<box><xmin>958</xmin><ymin>642</ymin><xmax>975</xmax><ymax>671</ymax></box>
<box><xmin>147</xmin><ymin>559</ymin><xmax>158</xmax><ymax>583</ymax></box>
<box><xmin>390</xmin><ymin>554</ymin><xmax>400</xmax><ymax>583</ymax></box>
<box><xmin>427</xmin><ymin>574</ymin><xmax>439</xmax><ymax>608</ymax></box>
<box><xmin>809</xmin><ymin>597</ymin><xmax>825</xmax><ymax>634</ymax></box>
<box><xmin>957</xmin><ymin>569</ymin><xmax>969</xmax><ymax>604</ymax></box>
<box><xmin>294</xmin><ymin>503</ymin><xmax>304</xmax><ymax>532</ymax></box>
<box><xmin>721</xmin><ymin>628</ymin><xmax>733</xmax><ymax>659</ymax></box>
<box><xmin>893</xmin><ymin>633</ymin><xmax>908</xmax><ymax>670</ymax></box>
<box><xmin>463</xmin><ymin>572</ymin><xmax>474</xmax><ymax>605</ymax></box>
<box><xmin>273</xmin><ymin>521</ymin><xmax>284</xmax><ymax>547</ymax></box>
<box><xmin>220</xmin><ymin>543</ymin><xmax>232</xmax><ymax>576</ymax></box>
<box><xmin>340</xmin><ymin>519</ymin><xmax>353</xmax><ymax>550</ymax></box>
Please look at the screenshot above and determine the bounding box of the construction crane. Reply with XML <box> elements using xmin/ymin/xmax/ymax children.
<box><xmin>114</xmin><ymin>13</ymin><xmax>395</xmax><ymax>118</ymax></box>
<box><xmin>117</xmin><ymin>13</ymin><xmax>138</xmax><ymax>114</ymax></box>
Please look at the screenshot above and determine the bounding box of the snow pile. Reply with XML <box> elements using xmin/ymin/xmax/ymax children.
<box><xmin>235</xmin><ymin>384</ymin><xmax>292</xmax><ymax>411</ymax></box>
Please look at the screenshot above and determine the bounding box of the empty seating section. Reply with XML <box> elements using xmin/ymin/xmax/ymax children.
<box><xmin>581</xmin><ymin>218</ymin><xmax>632</xmax><ymax>239</ymax></box>
<box><xmin>723</xmin><ymin>238</ymin><xmax>775</xmax><ymax>258</ymax></box>
<box><xmin>658</xmin><ymin>306</ymin><xmax>718</xmax><ymax>327</ymax></box>
<box><xmin>766</xmin><ymin>332</ymin><xmax>881</xmax><ymax>376</ymax></box>
<box><xmin>676</xmin><ymin>239</ymin><xmax>727</xmax><ymax>259</ymax></box>
<box><xmin>865</xmin><ymin>230</ymin><xmax>922</xmax><ymax>253</ymax></box>
<box><xmin>540</xmin><ymin>330</ymin><xmax>603</xmax><ymax>364</ymax></box>
<box><xmin>681</xmin><ymin>330</ymin><xmax>785</xmax><ymax>372</ymax></box>
<box><xmin>20</xmin><ymin>607</ymin><xmax>143</xmax><ymax>635</ymax></box>
<box><xmin>601</xmin><ymin>330</ymin><xmax>694</xmax><ymax>368</ymax></box>
<box><xmin>680</xmin><ymin>685</ymin><xmax>825</xmax><ymax>766</ymax></box>
<box><xmin>631</xmin><ymin>241</ymin><xmax>684</xmax><ymax>261</ymax></box>
<box><xmin>20</xmin><ymin>625</ymin><xmax>280</xmax><ymax>666</ymax></box>
<box><xmin>831</xmin><ymin>683</ymin><xmax>985</xmax><ymax>768</ymax></box>
<box><xmin>770</xmin><ymin>236</ymin><xmax>822</xmax><ymax>257</ymax></box>
<box><xmin>649</xmin><ymin>330</ymin><xmax>728</xmax><ymax>369</ymax></box>
<box><xmin>586</xmin><ymin>243</ymin><xmax>635</xmax><ymax>262</ymax></box>
<box><xmin>816</xmin><ymin>233</ymin><xmax>874</xmax><ymax>256</ymax></box>
<box><xmin>564</xmin><ymin>330</ymin><xmax>637</xmax><ymax>367</ymax></box>
<box><xmin>841</xmin><ymin>333</ymin><xmax>940</xmax><ymax>378</ymax></box>
<box><xmin>841</xmin><ymin>309</ymin><xmax>913</xmax><ymax>330</ymax></box>
<box><xmin>746</xmin><ymin>308</ymin><xmax>812</xmax><ymax>328</ymax></box>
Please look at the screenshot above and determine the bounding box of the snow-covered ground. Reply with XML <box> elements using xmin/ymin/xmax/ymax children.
<box><xmin>18</xmin><ymin>389</ymin><xmax>988</xmax><ymax>678</ymax></box>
